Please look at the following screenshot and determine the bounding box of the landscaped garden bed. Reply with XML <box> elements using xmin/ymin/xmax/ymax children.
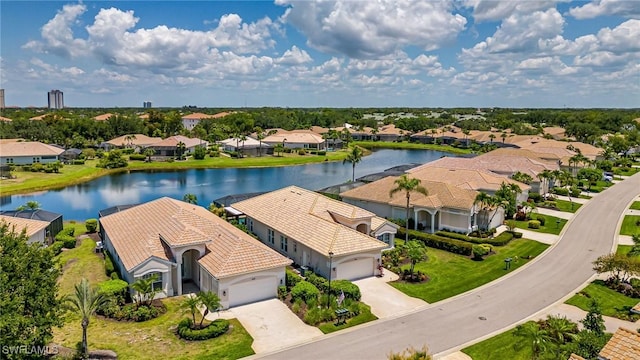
<box><xmin>280</xmin><ymin>269</ymin><xmax>376</xmax><ymax>334</ymax></box>
<box><xmin>512</xmin><ymin>214</ymin><xmax>567</xmax><ymax>235</ymax></box>
<box><xmin>566</xmin><ymin>280</ymin><xmax>640</xmax><ymax>321</ymax></box>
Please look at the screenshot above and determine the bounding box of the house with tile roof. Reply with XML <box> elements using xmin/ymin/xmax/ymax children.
<box><xmin>0</xmin><ymin>141</ymin><xmax>64</xmax><ymax>165</ymax></box>
<box><xmin>597</xmin><ymin>327</ymin><xmax>640</xmax><ymax>360</ymax></box>
<box><xmin>0</xmin><ymin>215</ymin><xmax>51</xmax><ymax>244</ymax></box>
<box><xmin>231</xmin><ymin>186</ymin><xmax>396</xmax><ymax>280</ymax></box>
<box><xmin>219</xmin><ymin>136</ymin><xmax>270</xmax><ymax>156</ymax></box>
<box><xmin>146</xmin><ymin>135</ymin><xmax>208</xmax><ymax>157</ymax></box>
<box><xmin>99</xmin><ymin>197</ymin><xmax>291</xmax><ymax>308</ymax></box>
<box><xmin>0</xmin><ymin>209</ymin><xmax>63</xmax><ymax>244</ymax></box>
<box><xmin>93</xmin><ymin>113</ymin><xmax>114</xmax><ymax>121</ymax></box>
<box><xmin>262</xmin><ymin>130</ymin><xmax>326</xmax><ymax>150</ymax></box>
<box><xmin>102</xmin><ymin>134</ymin><xmax>162</xmax><ymax>150</ymax></box>
<box><xmin>341</xmin><ymin>177</ymin><xmax>482</xmax><ymax>233</ymax></box>
<box><xmin>181</xmin><ymin>112</ymin><xmax>231</xmax><ymax>131</ymax></box>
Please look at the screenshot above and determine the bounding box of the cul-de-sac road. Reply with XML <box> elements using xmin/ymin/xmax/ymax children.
<box><xmin>258</xmin><ymin>172</ymin><xmax>640</xmax><ymax>360</ymax></box>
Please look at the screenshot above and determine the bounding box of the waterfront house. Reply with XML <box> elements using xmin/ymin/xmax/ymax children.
<box><xmin>181</xmin><ymin>112</ymin><xmax>231</xmax><ymax>131</ymax></box>
<box><xmin>231</xmin><ymin>186</ymin><xmax>396</xmax><ymax>280</ymax></box>
<box><xmin>0</xmin><ymin>141</ymin><xmax>64</xmax><ymax>165</ymax></box>
<box><xmin>146</xmin><ymin>135</ymin><xmax>207</xmax><ymax>157</ymax></box>
<box><xmin>102</xmin><ymin>134</ymin><xmax>162</xmax><ymax>150</ymax></box>
<box><xmin>0</xmin><ymin>209</ymin><xmax>63</xmax><ymax>243</ymax></box>
<box><xmin>0</xmin><ymin>215</ymin><xmax>51</xmax><ymax>244</ymax></box>
<box><xmin>262</xmin><ymin>130</ymin><xmax>326</xmax><ymax>150</ymax></box>
<box><xmin>99</xmin><ymin>197</ymin><xmax>291</xmax><ymax>309</ymax></box>
<box><xmin>219</xmin><ymin>136</ymin><xmax>271</xmax><ymax>156</ymax></box>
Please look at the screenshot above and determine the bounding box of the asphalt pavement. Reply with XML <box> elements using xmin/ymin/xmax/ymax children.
<box><xmin>254</xmin><ymin>172</ymin><xmax>640</xmax><ymax>360</ymax></box>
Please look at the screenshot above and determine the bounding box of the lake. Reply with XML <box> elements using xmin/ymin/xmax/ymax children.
<box><xmin>0</xmin><ymin>149</ymin><xmax>455</xmax><ymax>220</ymax></box>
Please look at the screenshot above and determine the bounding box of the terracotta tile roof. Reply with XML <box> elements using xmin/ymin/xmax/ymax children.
<box><xmin>407</xmin><ymin>166</ymin><xmax>530</xmax><ymax>193</ymax></box>
<box><xmin>599</xmin><ymin>327</ymin><xmax>640</xmax><ymax>360</ymax></box>
<box><xmin>182</xmin><ymin>112</ymin><xmax>231</xmax><ymax>120</ymax></box>
<box><xmin>340</xmin><ymin>176</ymin><xmax>478</xmax><ymax>211</ymax></box>
<box><xmin>0</xmin><ymin>215</ymin><xmax>49</xmax><ymax>237</ymax></box>
<box><xmin>482</xmin><ymin>148</ymin><xmax>562</xmax><ymax>163</ymax></box>
<box><xmin>513</xmin><ymin>138</ymin><xmax>601</xmax><ymax>158</ymax></box>
<box><xmin>106</xmin><ymin>134</ymin><xmax>162</xmax><ymax>147</ymax></box>
<box><xmin>148</xmin><ymin>135</ymin><xmax>206</xmax><ymax>149</ymax></box>
<box><xmin>0</xmin><ymin>116</ymin><xmax>12</xmax><ymax>122</ymax></box>
<box><xmin>377</xmin><ymin>124</ymin><xmax>405</xmax><ymax>135</ymax></box>
<box><xmin>263</xmin><ymin>130</ymin><xmax>324</xmax><ymax>144</ymax></box>
<box><xmin>231</xmin><ymin>186</ymin><xmax>388</xmax><ymax>257</ymax></box>
<box><xmin>310</xmin><ymin>126</ymin><xmax>329</xmax><ymax>134</ymax></box>
<box><xmin>99</xmin><ymin>197</ymin><xmax>291</xmax><ymax>276</ymax></box>
<box><xmin>568</xmin><ymin>353</ymin><xmax>586</xmax><ymax>360</ymax></box>
<box><xmin>93</xmin><ymin>113</ymin><xmax>114</xmax><ymax>121</ymax></box>
<box><xmin>0</xmin><ymin>141</ymin><xmax>64</xmax><ymax>157</ymax></box>
<box><xmin>220</xmin><ymin>137</ymin><xmax>267</xmax><ymax>149</ymax></box>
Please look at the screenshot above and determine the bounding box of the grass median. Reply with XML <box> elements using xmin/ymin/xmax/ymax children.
<box><xmin>565</xmin><ymin>280</ymin><xmax>640</xmax><ymax>321</ymax></box>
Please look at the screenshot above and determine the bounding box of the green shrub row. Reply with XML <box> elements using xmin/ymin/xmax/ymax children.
<box><xmin>435</xmin><ymin>230</ymin><xmax>514</xmax><ymax>247</ymax></box>
<box><xmin>177</xmin><ymin>318</ymin><xmax>229</xmax><ymax>341</ymax></box>
<box><xmin>329</xmin><ymin>280</ymin><xmax>361</xmax><ymax>301</ymax></box>
<box><xmin>72</xmin><ymin>159</ymin><xmax>86</xmax><ymax>165</ymax></box>
<box><xmin>286</xmin><ymin>268</ymin><xmax>302</xmax><ymax>289</ymax></box>
<box><xmin>291</xmin><ymin>281</ymin><xmax>320</xmax><ymax>302</ymax></box>
<box><xmin>104</xmin><ymin>250</ymin><xmax>117</xmax><ymax>278</ymax></box>
<box><xmin>129</xmin><ymin>154</ymin><xmax>147</xmax><ymax>161</ymax></box>
<box><xmin>397</xmin><ymin>228</ymin><xmax>472</xmax><ymax>256</ymax></box>
<box><xmin>50</xmin><ymin>241</ymin><xmax>65</xmax><ymax>255</ymax></box>
<box><xmin>98</xmin><ymin>279</ymin><xmax>129</xmax><ymax>302</ymax></box>
<box><xmin>55</xmin><ymin>234</ymin><xmax>76</xmax><ymax>249</ymax></box>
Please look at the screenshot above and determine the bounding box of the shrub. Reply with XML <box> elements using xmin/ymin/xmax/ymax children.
<box><xmin>512</xmin><ymin>231</ymin><xmax>523</xmax><ymax>238</ymax></box>
<box><xmin>472</xmin><ymin>244</ymin><xmax>491</xmax><ymax>260</ymax></box>
<box><xmin>329</xmin><ymin>280</ymin><xmax>361</xmax><ymax>301</ymax></box>
<box><xmin>31</xmin><ymin>163</ymin><xmax>44</xmax><ymax>172</ymax></box>
<box><xmin>515</xmin><ymin>211</ymin><xmax>527</xmax><ymax>221</ymax></box>
<box><xmin>72</xmin><ymin>159</ymin><xmax>86</xmax><ymax>165</ymax></box>
<box><xmin>303</xmin><ymin>306</ymin><xmax>322</xmax><ymax>326</ymax></box>
<box><xmin>21</xmin><ymin>165</ymin><xmax>32</xmax><ymax>172</ymax></box>
<box><xmin>570</xmin><ymin>187</ymin><xmax>581</xmax><ymax>197</ymax></box>
<box><xmin>551</xmin><ymin>187</ymin><xmax>569</xmax><ymax>196</ymax></box>
<box><xmin>396</xmin><ymin>228</ymin><xmax>472</xmax><ymax>256</ymax></box>
<box><xmin>297</xmin><ymin>149</ymin><xmax>307</xmax><ymax>155</ymax></box>
<box><xmin>291</xmin><ymin>281</ymin><xmax>320</xmax><ymax>303</ymax></box>
<box><xmin>283</xmin><ymin>148</ymin><xmax>293</xmax><ymax>153</ymax></box>
<box><xmin>286</xmin><ymin>268</ymin><xmax>302</xmax><ymax>289</ymax></box>
<box><xmin>129</xmin><ymin>154</ymin><xmax>147</xmax><ymax>161</ymax></box>
<box><xmin>306</xmin><ymin>272</ymin><xmax>328</xmax><ymax>292</ymax></box>
<box><xmin>317</xmin><ymin>151</ymin><xmax>326</xmax><ymax>156</ymax></box>
<box><xmin>528</xmin><ymin>220</ymin><xmax>541</xmax><ymax>229</ymax></box>
<box><xmin>55</xmin><ymin>234</ymin><xmax>76</xmax><ymax>249</ymax></box>
<box><xmin>110</xmin><ymin>272</ymin><xmax>120</xmax><ymax>280</ymax></box>
<box><xmin>85</xmin><ymin>218</ymin><xmax>98</xmax><ymax>233</ymax></box>
<box><xmin>98</xmin><ymin>279</ymin><xmax>129</xmax><ymax>305</ymax></box>
<box><xmin>193</xmin><ymin>146</ymin><xmax>206</xmax><ymax>160</ymax></box>
<box><xmin>536</xmin><ymin>215</ymin><xmax>546</xmax><ymax>226</ymax></box>
<box><xmin>436</xmin><ymin>230</ymin><xmax>513</xmax><ymax>247</ymax></box>
<box><xmin>208</xmin><ymin>150</ymin><xmax>220</xmax><ymax>157</ymax></box>
<box><xmin>278</xmin><ymin>285</ymin><xmax>287</xmax><ymax>300</ymax></box>
<box><xmin>505</xmin><ymin>220</ymin><xmax>517</xmax><ymax>232</ymax></box>
<box><xmin>105</xmin><ymin>250</ymin><xmax>116</xmax><ymax>277</ymax></box>
<box><xmin>50</xmin><ymin>241</ymin><xmax>65</xmax><ymax>255</ymax></box>
<box><xmin>177</xmin><ymin>318</ymin><xmax>229</xmax><ymax>340</ymax></box>
<box><xmin>528</xmin><ymin>193</ymin><xmax>543</xmax><ymax>203</ymax></box>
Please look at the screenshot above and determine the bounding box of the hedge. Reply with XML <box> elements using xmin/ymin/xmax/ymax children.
<box><xmin>291</xmin><ymin>281</ymin><xmax>320</xmax><ymax>302</ymax></box>
<box><xmin>306</xmin><ymin>272</ymin><xmax>329</xmax><ymax>292</ymax></box>
<box><xmin>177</xmin><ymin>318</ymin><xmax>229</xmax><ymax>340</ymax></box>
<box><xmin>55</xmin><ymin>234</ymin><xmax>76</xmax><ymax>249</ymax></box>
<box><xmin>85</xmin><ymin>218</ymin><xmax>98</xmax><ymax>233</ymax></box>
<box><xmin>98</xmin><ymin>279</ymin><xmax>129</xmax><ymax>299</ymax></box>
<box><xmin>286</xmin><ymin>268</ymin><xmax>302</xmax><ymax>289</ymax></box>
<box><xmin>329</xmin><ymin>280</ymin><xmax>361</xmax><ymax>301</ymax></box>
<box><xmin>50</xmin><ymin>241</ymin><xmax>65</xmax><ymax>255</ymax></box>
<box><xmin>397</xmin><ymin>228</ymin><xmax>472</xmax><ymax>256</ymax></box>
<box><xmin>105</xmin><ymin>250</ymin><xmax>116</xmax><ymax>277</ymax></box>
<box><xmin>129</xmin><ymin>154</ymin><xmax>147</xmax><ymax>161</ymax></box>
<box><xmin>435</xmin><ymin>230</ymin><xmax>514</xmax><ymax>247</ymax></box>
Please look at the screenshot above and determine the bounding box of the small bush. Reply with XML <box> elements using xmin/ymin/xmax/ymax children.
<box><xmin>50</xmin><ymin>241</ymin><xmax>65</xmax><ymax>255</ymax></box>
<box><xmin>85</xmin><ymin>218</ymin><xmax>98</xmax><ymax>233</ymax></box>
<box><xmin>528</xmin><ymin>220</ymin><xmax>541</xmax><ymax>229</ymax></box>
<box><xmin>110</xmin><ymin>272</ymin><xmax>120</xmax><ymax>280</ymax></box>
<box><xmin>298</xmin><ymin>149</ymin><xmax>307</xmax><ymax>155</ymax></box>
<box><xmin>129</xmin><ymin>154</ymin><xmax>147</xmax><ymax>161</ymax></box>
<box><xmin>208</xmin><ymin>151</ymin><xmax>220</xmax><ymax>157</ymax></box>
<box><xmin>21</xmin><ymin>165</ymin><xmax>32</xmax><ymax>171</ymax></box>
<box><xmin>551</xmin><ymin>187</ymin><xmax>569</xmax><ymax>196</ymax></box>
<box><xmin>317</xmin><ymin>151</ymin><xmax>326</xmax><ymax>156</ymax></box>
<box><xmin>31</xmin><ymin>163</ymin><xmax>44</xmax><ymax>172</ymax></box>
<box><xmin>303</xmin><ymin>306</ymin><xmax>322</xmax><ymax>326</ymax></box>
<box><xmin>512</xmin><ymin>231</ymin><xmax>523</xmax><ymax>238</ymax></box>
<box><xmin>283</xmin><ymin>148</ymin><xmax>293</xmax><ymax>153</ymax></box>
<box><xmin>514</xmin><ymin>211</ymin><xmax>527</xmax><ymax>221</ymax></box>
<box><xmin>329</xmin><ymin>280</ymin><xmax>361</xmax><ymax>301</ymax></box>
<box><xmin>177</xmin><ymin>318</ymin><xmax>230</xmax><ymax>340</ymax></box>
<box><xmin>98</xmin><ymin>279</ymin><xmax>129</xmax><ymax>301</ymax></box>
<box><xmin>105</xmin><ymin>251</ymin><xmax>115</xmax><ymax>277</ymax></box>
<box><xmin>472</xmin><ymin>244</ymin><xmax>491</xmax><ymax>260</ymax></box>
<box><xmin>570</xmin><ymin>187</ymin><xmax>581</xmax><ymax>197</ymax></box>
<box><xmin>286</xmin><ymin>268</ymin><xmax>302</xmax><ymax>289</ymax></box>
<box><xmin>72</xmin><ymin>159</ymin><xmax>86</xmax><ymax>165</ymax></box>
<box><xmin>278</xmin><ymin>285</ymin><xmax>287</xmax><ymax>300</ymax></box>
<box><xmin>528</xmin><ymin>193</ymin><xmax>543</xmax><ymax>203</ymax></box>
<box><xmin>306</xmin><ymin>272</ymin><xmax>329</xmax><ymax>292</ymax></box>
<box><xmin>291</xmin><ymin>281</ymin><xmax>320</xmax><ymax>303</ymax></box>
<box><xmin>55</xmin><ymin>234</ymin><xmax>76</xmax><ymax>249</ymax></box>
<box><xmin>396</xmin><ymin>228</ymin><xmax>472</xmax><ymax>256</ymax></box>
<box><xmin>536</xmin><ymin>215</ymin><xmax>546</xmax><ymax>226</ymax></box>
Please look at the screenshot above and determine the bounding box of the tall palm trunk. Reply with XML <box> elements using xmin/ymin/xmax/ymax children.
<box><xmin>82</xmin><ymin>317</ymin><xmax>89</xmax><ymax>357</ymax></box>
<box><xmin>352</xmin><ymin>163</ymin><xmax>356</xmax><ymax>182</ymax></box>
<box><xmin>405</xmin><ymin>193</ymin><xmax>410</xmax><ymax>242</ymax></box>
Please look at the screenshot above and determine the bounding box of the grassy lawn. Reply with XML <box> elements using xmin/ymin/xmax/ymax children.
<box><xmin>614</xmin><ymin>166</ymin><xmax>640</xmax><ymax>176</ymax></box>
<box><xmin>565</xmin><ymin>280</ymin><xmax>640</xmax><ymax>321</ymax></box>
<box><xmin>630</xmin><ymin>201</ymin><xmax>640</xmax><ymax>210</ymax></box>
<box><xmin>0</xmin><ymin>150</ymin><xmax>352</xmax><ymax>196</ymax></box>
<box><xmin>318</xmin><ymin>304</ymin><xmax>377</xmax><ymax>334</ymax></box>
<box><xmin>390</xmin><ymin>239</ymin><xmax>549</xmax><ymax>303</ymax></box>
<box><xmin>462</xmin><ymin>322</ymin><xmax>533</xmax><ymax>360</ymax></box>
<box><xmin>553</xmin><ymin>199</ymin><xmax>582</xmax><ymax>213</ymax></box>
<box><xmin>353</xmin><ymin>140</ymin><xmax>472</xmax><ymax>154</ymax></box>
<box><xmin>54</xmin><ymin>237</ymin><xmax>254</xmax><ymax>359</ymax></box>
<box><xmin>620</xmin><ymin>215</ymin><xmax>640</xmax><ymax>236</ymax></box>
<box><xmin>579</xmin><ymin>194</ymin><xmax>592</xmax><ymax>199</ymax></box>
<box><xmin>616</xmin><ymin>245</ymin><xmax>635</xmax><ymax>257</ymax></box>
<box><xmin>514</xmin><ymin>214</ymin><xmax>567</xmax><ymax>235</ymax></box>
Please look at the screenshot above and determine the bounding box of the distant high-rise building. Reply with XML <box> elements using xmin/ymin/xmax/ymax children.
<box><xmin>143</xmin><ymin>101</ymin><xmax>152</xmax><ymax>108</ymax></box>
<box><xmin>0</xmin><ymin>89</ymin><xmax>5</xmax><ymax>109</ymax></box>
<box><xmin>48</xmin><ymin>90</ymin><xmax>64</xmax><ymax>109</ymax></box>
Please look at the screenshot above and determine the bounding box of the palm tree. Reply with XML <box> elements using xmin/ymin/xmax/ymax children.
<box><xmin>255</xmin><ymin>127</ymin><xmax>266</xmax><ymax>157</ymax></box>
<box><xmin>130</xmin><ymin>274</ymin><xmax>160</xmax><ymax>307</ymax></box>
<box><xmin>627</xmin><ymin>234</ymin><xmax>640</xmax><ymax>257</ymax></box>
<box><xmin>341</xmin><ymin>127</ymin><xmax>352</xmax><ymax>147</ymax></box>
<box><xmin>500</xmin><ymin>132</ymin><xmax>507</xmax><ymax>143</ymax></box>
<box><xmin>181</xmin><ymin>295</ymin><xmax>201</xmax><ymax>329</ymax></box>
<box><xmin>370</xmin><ymin>127</ymin><xmax>379</xmax><ymax>141</ymax></box>
<box><xmin>183</xmin><ymin>193</ymin><xmax>198</xmax><ymax>205</ymax></box>
<box><xmin>544</xmin><ymin>315</ymin><xmax>577</xmax><ymax>346</ymax></box>
<box><xmin>404</xmin><ymin>240</ymin><xmax>427</xmax><ymax>280</ymax></box>
<box><xmin>274</xmin><ymin>143</ymin><xmax>284</xmax><ymax>157</ymax></box>
<box><xmin>474</xmin><ymin>192</ymin><xmax>493</xmax><ymax>231</ymax></box>
<box><xmin>197</xmin><ymin>291</ymin><xmax>221</xmax><ymax>328</ymax></box>
<box><xmin>343</xmin><ymin>146</ymin><xmax>364</xmax><ymax>182</ymax></box>
<box><xmin>143</xmin><ymin>148</ymin><xmax>155</xmax><ymax>162</ymax></box>
<box><xmin>390</xmin><ymin>175</ymin><xmax>428</xmax><ymax>241</ymax></box>
<box><xmin>513</xmin><ymin>322</ymin><xmax>551</xmax><ymax>360</ymax></box>
<box><xmin>124</xmin><ymin>134</ymin><xmax>137</xmax><ymax>148</ymax></box>
<box><xmin>17</xmin><ymin>200</ymin><xmax>41</xmax><ymax>211</ymax></box>
<box><xmin>63</xmin><ymin>278</ymin><xmax>109</xmax><ymax>358</ymax></box>
<box><xmin>176</xmin><ymin>141</ymin><xmax>186</xmax><ymax>160</ymax></box>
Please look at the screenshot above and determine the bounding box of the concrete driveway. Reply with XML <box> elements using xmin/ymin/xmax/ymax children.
<box><xmin>227</xmin><ymin>299</ymin><xmax>323</xmax><ymax>354</ymax></box>
<box><xmin>354</xmin><ymin>276</ymin><xmax>427</xmax><ymax>319</ymax></box>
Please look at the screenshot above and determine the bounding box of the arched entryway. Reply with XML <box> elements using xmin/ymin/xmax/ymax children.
<box><xmin>181</xmin><ymin>249</ymin><xmax>200</xmax><ymax>294</ymax></box>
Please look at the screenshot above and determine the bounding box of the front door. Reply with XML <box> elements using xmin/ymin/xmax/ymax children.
<box><xmin>303</xmin><ymin>251</ymin><xmax>309</xmax><ymax>266</ymax></box>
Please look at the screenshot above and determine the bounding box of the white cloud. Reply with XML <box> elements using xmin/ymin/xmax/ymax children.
<box><xmin>276</xmin><ymin>46</ymin><xmax>312</xmax><ymax>65</ymax></box>
<box><xmin>463</xmin><ymin>0</ymin><xmax>566</xmax><ymax>22</ymax></box>
<box><xmin>569</xmin><ymin>0</ymin><xmax>640</xmax><ymax>19</ymax></box>
<box><xmin>596</xmin><ymin>19</ymin><xmax>640</xmax><ymax>52</ymax></box>
<box><xmin>23</xmin><ymin>3</ymin><xmax>88</xmax><ymax>58</ymax></box>
<box><xmin>277</xmin><ymin>0</ymin><xmax>466</xmax><ymax>58</ymax></box>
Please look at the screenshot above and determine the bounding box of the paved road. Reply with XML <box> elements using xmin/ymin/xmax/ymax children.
<box><xmin>257</xmin><ymin>172</ymin><xmax>640</xmax><ymax>360</ymax></box>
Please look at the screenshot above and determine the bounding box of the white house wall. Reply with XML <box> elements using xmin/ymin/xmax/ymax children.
<box><xmin>131</xmin><ymin>258</ymin><xmax>173</xmax><ymax>299</ymax></box>
<box><xmin>1</xmin><ymin>155</ymin><xmax>60</xmax><ymax>165</ymax></box>
<box><xmin>26</xmin><ymin>229</ymin><xmax>46</xmax><ymax>244</ymax></box>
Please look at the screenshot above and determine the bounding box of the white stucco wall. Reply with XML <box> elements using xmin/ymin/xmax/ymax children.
<box><xmin>26</xmin><ymin>229</ymin><xmax>46</xmax><ymax>244</ymax></box>
<box><xmin>1</xmin><ymin>155</ymin><xmax>60</xmax><ymax>165</ymax></box>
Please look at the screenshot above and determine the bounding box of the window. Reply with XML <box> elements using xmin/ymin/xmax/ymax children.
<box><xmin>142</xmin><ymin>272</ymin><xmax>163</xmax><ymax>292</ymax></box>
<box><xmin>6</xmin><ymin>158</ymin><xmax>13</xmax><ymax>163</ymax></box>
<box><xmin>293</xmin><ymin>241</ymin><xmax>297</xmax><ymax>253</ymax></box>
<box><xmin>267</xmin><ymin>229</ymin><xmax>275</xmax><ymax>244</ymax></box>
<box><xmin>32</xmin><ymin>157</ymin><xmax>40</xmax><ymax>163</ymax></box>
<box><xmin>280</xmin><ymin>235</ymin><xmax>288</xmax><ymax>252</ymax></box>
<box><xmin>248</xmin><ymin>218</ymin><xmax>253</xmax><ymax>232</ymax></box>
<box><xmin>377</xmin><ymin>233</ymin><xmax>391</xmax><ymax>245</ymax></box>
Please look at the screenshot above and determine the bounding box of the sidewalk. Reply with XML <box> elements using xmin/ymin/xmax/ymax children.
<box><xmin>537</xmin><ymin>303</ymin><xmax>640</xmax><ymax>333</ymax></box>
<box><xmin>495</xmin><ymin>225</ymin><xmax>559</xmax><ymax>245</ymax></box>
<box><xmin>536</xmin><ymin>207</ymin><xmax>573</xmax><ymax>220</ymax></box>
<box><xmin>554</xmin><ymin>195</ymin><xmax>590</xmax><ymax>204</ymax></box>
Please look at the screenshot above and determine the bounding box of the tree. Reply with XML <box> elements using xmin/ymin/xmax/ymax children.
<box><xmin>544</xmin><ymin>315</ymin><xmax>578</xmax><ymax>346</ymax></box>
<box><xmin>0</xmin><ymin>222</ymin><xmax>63</xmax><ymax>357</ymax></box>
<box><xmin>627</xmin><ymin>234</ymin><xmax>640</xmax><ymax>257</ymax></box>
<box><xmin>143</xmin><ymin>148</ymin><xmax>155</xmax><ymax>162</ymax></box>
<box><xmin>489</xmin><ymin>133</ymin><xmax>496</xmax><ymax>143</ymax></box>
<box><xmin>592</xmin><ymin>253</ymin><xmax>640</xmax><ymax>283</ymax></box>
<box><xmin>558</xmin><ymin>170</ymin><xmax>577</xmax><ymax>208</ymax></box>
<box><xmin>17</xmin><ymin>200</ymin><xmax>41</xmax><ymax>211</ymax></box>
<box><xmin>180</xmin><ymin>295</ymin><xmax>201</xmax><ymax>329</ymax></box>
<box><xmin>97</xmin><ymin>150</ymin><xmax>128</xmax><ymax>169</ymax></box>
<box><xmin>404</xmin><ymin>240</ymin><xmax>427</xmax><ymax>280</ymax></box>
<box><xmin>494</xmin><ymin>182</ymin><xmax>522</xmax><ymax>219</ymax></box>
<box><xmin>474</xmin><ymin>192</ymin><xmax>495</xmax><ymax>231</ymax></box>
<box><xmin>197</xmin><ymin>291</ymin><xmax>221</xmax><ymax>328</ymax></box>
<box><xmin>577</xmin><ymin>168</ymin><xmax>602</xmax><ymax>191</ymax></box>
<box><xmin>63</xmin><ymin>278</ymin><xmax>108</xmax><ymax>359</ymax></box>
<box><xmin>130</xmin><ymin>274</ymin><xmax>160</xmax><ymax>307</ymax></box>
<box><xmin>501</xmin><ymin>132</ymin><xmax>507</xmax><ymax>143</ymax></box>
<box><xmin>274</xmin><ymin>143</ymin><xmax>284</xmax><ymax>157</ymax></box>
<box><xmin>341</xmin><ymin>127</ymin><xmax>352</xmax><ymax>147</ymax></box>
<box><xmin>176</xmin><ymin>141</ymin><xmax>187</xmax><ymax>160</ymax></box>
<box><xmin>581</xmin><ymin>300</ymin><xmax>605</xmax><ymax>336</ymax></box>
<box><xmin>513</xmin><ymin>322</ymin><xmax>551</xmax><ymax>360</ymax></box>
<box><xmin>183</xmin><ymin>193</ymin><xmax>198</xmax><ymax>205</ymax></box>
<box><xmin>343</xmin><ymin>146</ymin><xmax>364</xmax><ymax>182</ymax></box>
<box><xmin>390</xmin><ymin>175</ymin><xmax>428</xmax><ymax>242</ymax></box>
<box><xmin>512</xmin><ymin>171</ymin><xmax>533</xmax><ymax>185</ymax></box>
<box><xmin>193</xmin><ymin>145</ymin><xmax>206</xmax><ymax>160</ymax></box>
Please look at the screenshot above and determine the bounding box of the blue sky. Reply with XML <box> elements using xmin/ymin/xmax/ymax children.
<box><xmin>1</xmin><ymin>1</ymin><xmax>638</xmax><ymax>108</ymax></box>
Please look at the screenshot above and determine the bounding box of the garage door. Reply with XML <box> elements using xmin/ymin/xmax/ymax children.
<box><xmin>337</xmin><ymin>258</ymin><xmax>373</xmax><ymax>280</ymax></box>
<box><xmin>229</xmin><ymin>277</ymin><xmax>277</xmax><ymax>308</ymax></box>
